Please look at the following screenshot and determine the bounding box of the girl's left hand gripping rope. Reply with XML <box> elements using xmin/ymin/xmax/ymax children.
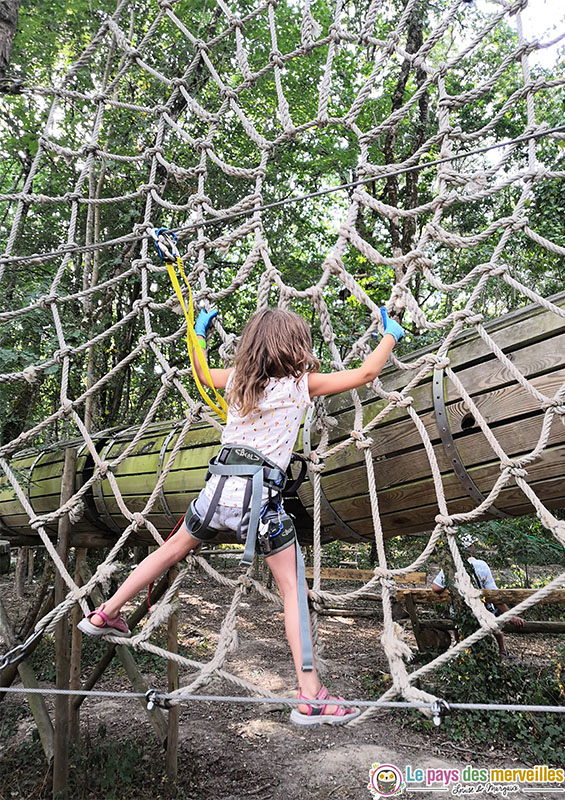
<box><xmin>149</xmin><ymin>227</ymin><xmax>228</xmax><ymax>422</ymax></box>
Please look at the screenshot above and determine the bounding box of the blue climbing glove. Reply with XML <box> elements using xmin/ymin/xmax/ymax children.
<box><xmin>379</xmin><ymin>306</ymin><xmax>404</xmax><ymax>343</ymax></box>
<box><xmin>194</xmin><ymin>308</ymin><xmax>218</xmax><ymax>339</ymax></box>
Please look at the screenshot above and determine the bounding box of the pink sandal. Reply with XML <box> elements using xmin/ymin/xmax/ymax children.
<box><xmin>77</xmin><ymin>605</ymin><xmax>131</xmax><ymax>638</ymax></box>
<box><xmin>290</xmin><ymin>685</ymin><xmax>361</xmax><ymax>727</ymax></box>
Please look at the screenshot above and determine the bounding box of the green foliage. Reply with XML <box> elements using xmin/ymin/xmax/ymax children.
<box><xmin>363</xmin><ymin>641</ymin><xmax>565</xmax><ymax>763</ymax></box>
<box><xmin>417</xmin><ymin>643</ymin><xmax>565</xmax><ymax>763</ymax></box>
<box><xmin>1</xmin><ymin>0</ymin><xmax>563</xmax><ymax>448</ymax></box>
<box><xmin>79</xmin><ymin>724</ymin><xmax>146</xmax><ymax>800</ymax></box>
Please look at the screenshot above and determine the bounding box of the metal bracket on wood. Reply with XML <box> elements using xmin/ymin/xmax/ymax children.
<box><xmin>432</xmin><ymin>367</ymin><xmax>509</xmax><ymax>518</ymax></box>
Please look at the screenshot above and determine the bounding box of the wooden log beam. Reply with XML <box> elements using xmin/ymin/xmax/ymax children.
<box><xmin>69</xmin><ymin>547</ymin><xmax>86</xmax><ymax>739</ymax></box>
<box><xmin>0</xmin><ymin>596</ymin><xmax>54</xmax><ymax>762</ymax></box>
<box><xmin>53</xmin><ymin>448</ymin><xmax>76</xmax><ymax>800</ymax></box>
<box><xmin>1</xmin><ymin>293</ymin><xmax>564</xmax><ymax>546</ymax></box>
<box><xmin>395</xmin><ymin>588</ymin><xmax>565</xmax><ymax>605</ymax></box>
<box><xmin>419</xmin><ymin>619</ymin><xmax>565</xmax><ymax>633</ymax></box>
<box><xmin>304</xmin><ymin>567</ymin><xmax>426</xmax><ymax>584</ymax></box>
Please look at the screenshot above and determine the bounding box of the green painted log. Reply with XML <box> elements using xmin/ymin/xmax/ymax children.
<box><xmin>0</xmin><ymin>293</ymin><xmax>564</xmax><ymax>548</ymax></box>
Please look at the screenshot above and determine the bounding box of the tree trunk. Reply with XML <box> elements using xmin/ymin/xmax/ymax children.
<box><xmin>0</xmin><ymin>0</ymin><xmax>22</xmax><ymax>81</ymax></box>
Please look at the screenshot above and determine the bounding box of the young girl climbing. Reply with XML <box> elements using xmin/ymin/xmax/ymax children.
<box><xmin>78</xmin><ymin>305</ymin><xmax>404</xmax><ymax>727</ymax></box>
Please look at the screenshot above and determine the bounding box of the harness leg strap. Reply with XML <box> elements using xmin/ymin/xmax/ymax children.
<box><xmin>295</xmin><ymin>542</ymin><xmax>313</xmax><ymax>671</ymax></box>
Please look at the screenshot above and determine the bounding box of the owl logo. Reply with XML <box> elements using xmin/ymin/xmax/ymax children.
<box><xmin>367</xmin><ymin>763</ymin><xmax>404</xmax><ymax>797</ymax></box>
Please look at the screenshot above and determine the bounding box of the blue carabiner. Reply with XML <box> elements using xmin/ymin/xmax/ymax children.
<box><xmin>149</xmin><ymin>227</ymin><xmax>179</xmax><ymax>261</ymax></box>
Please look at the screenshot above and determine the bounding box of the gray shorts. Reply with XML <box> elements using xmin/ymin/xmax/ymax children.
<box><xmin>184</xmin><ymin>488</ymin><xmax>296</xmax><ymax>557</ymax></box>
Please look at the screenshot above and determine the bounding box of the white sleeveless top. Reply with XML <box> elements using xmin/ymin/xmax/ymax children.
<box><xmin>204</xmin><ymin>374</ymin><xmax>312</xmax><ymax>508</ymax></box>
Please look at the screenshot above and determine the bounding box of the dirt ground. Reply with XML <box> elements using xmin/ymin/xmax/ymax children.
<box><xmin>1</xmin><ymin>558</ymin><xmax>564</xmax><ymax>800</ymax></box>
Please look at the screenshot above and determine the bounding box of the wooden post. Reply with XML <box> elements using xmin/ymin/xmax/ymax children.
<box><xmin>404</xmin><ymin>593</ymin><xmax>425</xmax><ymax>652</ymax></box>
<box><xmin>15</xmin><ymin>546</ymin><xmax>27</xmax><ymax>597</ymax></box>
<box><xmin>52</xmin><ymin>448</ymin><xmax>76</xmax><ymax>800</ymax></box>
<box><xmin>166</xmin><ymin>565</ymin><xmax>179</xmax><ymax>782</ymax></box>
<box><xmin>69</xmin><ymin>547</ymin><xmax>86</xmax><ymax>739</ymax></box>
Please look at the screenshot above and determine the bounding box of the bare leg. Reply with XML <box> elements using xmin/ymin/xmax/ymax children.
<box><xmin>89</xmin><ymin>526</ymin><xmax>201</xmax><ymax>626</ymax></box>
<box><xmin>266</xmin><ymin>543</ymin><xmax>340</xmax><ymax>715</ymax></box>
<box><xmin>494</xmin><ymin>631</ymin><xmax>507</xmax><ymax>655</ymax></box>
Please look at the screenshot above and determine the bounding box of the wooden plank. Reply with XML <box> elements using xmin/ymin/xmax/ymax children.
<box><xmin>315</xmin><ymin>473</ymin><xmax>565</xmax><ymax>541</ymax></box>
<box><xmin>298</xmin><ymin>415</ymin><xmax>565</xmax><ymax>513</ymax></box>
<box><xmin>395</xmin><ymin>588</ymin><xmax>565</xmax><ymax>604</ymax></box>
<box><xmin>301</xmin><ymin>368</ymin><xmax>565</xmax><ymax>482</ymax></box>
<box><xmin>301</xmin><ymin>441</ymin><xmax>565</xmax><ymax>526</ymax></box>
<box><xmin>318</xmin><ymin>293</ymin><xmax>565</xmax><ymax>420</ymax></box>
<box><xmin>304</xmin><ymin>567</ymin><xmax>426</xmax><ymax>583</ymax></box>
<box><xmin>419</xmin><ymin>619</ymin><xmax>565</xmax><ymax>633</ymax></box>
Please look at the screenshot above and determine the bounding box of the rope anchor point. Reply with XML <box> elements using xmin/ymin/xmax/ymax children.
<box><xmin>145</xmin><ymin>688</ymin><xmax>172</xmax><ymax>710</ymax></box>
<box><xmin>430</xmin><ymin>698</ymin><xmax>451</xmax><ymax>727</ymax></box>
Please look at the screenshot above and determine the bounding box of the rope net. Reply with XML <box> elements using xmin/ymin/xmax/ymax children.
<box><xmin>1</xmin><ymin>0</ymin><xmax>565</xmax><ymax>720</ymax></box>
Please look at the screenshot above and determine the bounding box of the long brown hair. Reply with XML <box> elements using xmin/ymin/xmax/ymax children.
<box><xmin>227</xmin><ymin>308</ymin><xmax>320</xmax><ymax>417</ymax></box>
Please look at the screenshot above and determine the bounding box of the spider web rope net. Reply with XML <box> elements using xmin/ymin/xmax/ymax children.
<box><xmin>1</xmin><ymin>0</ymin><xmax>565</xmax><ymax>720</ymax></box>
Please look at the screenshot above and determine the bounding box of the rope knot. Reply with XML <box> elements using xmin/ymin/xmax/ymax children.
<box><xmin>38</xmin><ymin>293</ymin><xmax>58</xmax><ymax>310</ymax></box>
<box><xmin>194</xmin><ymin>37</ymin><xmax>210</xmax><ymax>53</ymax></box>
<box><xmin>453</xmin><ymin>309</ymin><xmax>483</xmax><ymax>325</ymax></box>
<box><xmin>488</xmin><ymin>263</ymin><xmax>509</xmax><ymax>277</ymax></box>
<box><xmin>131</xmin><ymin>297</ymin><xmax>152</xmax><ymax>312</ymax></box>
<box><xmin>158</xmin><ymin>0</ymin><xmax>173</xmax><ymax>9</ymax></box>
<box><xmin>307</xmin><ymin>451</ymin><xmax>325</xmax><ymax>470</ymax></box>
<box><xmin>69</xmin><ymin>500</ymin><xmax>85</xmax><ymax>524</ymax></box>
<box><xmin>230</xmin><ymin>16</ymin><xmax>245</xmax><ymax>31</ymax></box>
<box><xmin>501</xmin><ymin>460</ymin><xmax>528</xmax><ymax>478</ymax></box>
<box><xmin>61</xmin><ymin>399</ymin><xmax>74</xmax><ymax>414</ymax></box>
<box><xmin>128</xmin><ymin>48</ymin><xmax>143</xmax><ymax>62</ymax></box>
<box><xmin>98</xmin><ymin>462</ymin><xmax>110</xmax><ymax>477</ymax></box>
<box><xmin>140</xmin><ymin>332</ymin><xmax>159</xmax><ymax>346</ymax></box>
<box><xmin>22</xmin><ymin>366</ymin><xmax>38</xmax><ymax>384</ymax></box>
<box><xmin>132</xmin><ymin>512</ymin><xmax>146</xmax><ymax>530</ymax></box>
<box><xmin>221</xmin><ymin>86</ymin><xmax>238</xmax><ymax>101</ymax></box>
<box><xmin>63</xmin><ymin>191</ymin><xmax>81</xmax><ymax>203</ymax></box>
<box><xmin>394</xmin><ymin>394</ymin><xmax>414</xmax><ymax>409</ymax></box>
<box><xmin>434</xmin><ymin>515</ymin><xmax>457</xmax><ymax>534</ymax></box>
<box><xmin>350</xmin><ymin>430</ymin><xmax>373</xmax><ymax>449</ymax></box>
<box><xmin>161</xmin><ymin>368</ymin><xmax>179</xmax><ymax>388</ymax></box>
<box><xmin>81</xmin><ymin>143</ymin><xmax>100</xmax><ymax>156</ymax></box>
<box><xmin>138</xmin><ymin>182</ymin><xmax>159</xmax><ymax>194</ymax></box>
<box><xmin>144</xmin><ymin>145</ymin><xmax>164</xmax><ymax>158</ymax></box>
<box><xmin>328</xmin><ymin>24</ymin><xmax>342</xmax><ymax>43</ymax></box>
<box><xmin>269</xmin><ymin>49</ymin><xmax>284</xmax><ymax>67</ymax></box>
<box><xmin>387</xmin><ymin>391</ymin><xmax>413</xmax><ymax>408</ymax></box>
<box><xmin>193</xmin><ymin>137</ymin><xmax>212</xmax><ymax>152</ymax></box>
<box><xmin>54</xmin><ymin>346</ymin><xmax>74</xmax><ymax>362</ymax></box>
<box><xmin>541</xmin><ymin>398</ymin><xmax>565</xmax><ymax>414</ymax></box>
<box><xmin>426</xmin><ymin>354</ymin><xmax>450</xmax><ymax>369</ymax></box>
<box><xmin>238</xmin><ymin>575</ymin><xmax>253</xmax><ymax>593</ymax></box>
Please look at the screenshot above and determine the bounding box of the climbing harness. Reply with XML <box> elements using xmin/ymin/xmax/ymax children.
<box><xmin>185</xmin><ymin>444</ymin><xmax>313</xmax><ymax>671</ymax></box>
<box><xmin>150</xmin><ymin>227</ymin><xmax>228</xmax><ymax>422</ymax></box>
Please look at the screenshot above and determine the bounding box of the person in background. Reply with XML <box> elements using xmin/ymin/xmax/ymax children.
<box><xmin>432</xmin><ymin>537</ymin><xmax>525</xmax><ymax>658</ymax></box>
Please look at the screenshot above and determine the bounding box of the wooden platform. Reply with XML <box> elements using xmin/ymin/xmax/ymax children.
<box><xmin>296</xmin><ymin>292</ymin><xmax>565</xmax><ymax>542</ymax></box>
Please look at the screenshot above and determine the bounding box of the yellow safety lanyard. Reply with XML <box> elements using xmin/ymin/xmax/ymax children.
<box><xmin>151</xmin><ymin>228</ymin><xmax>228</xmax><ymax>423</ymax></box>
